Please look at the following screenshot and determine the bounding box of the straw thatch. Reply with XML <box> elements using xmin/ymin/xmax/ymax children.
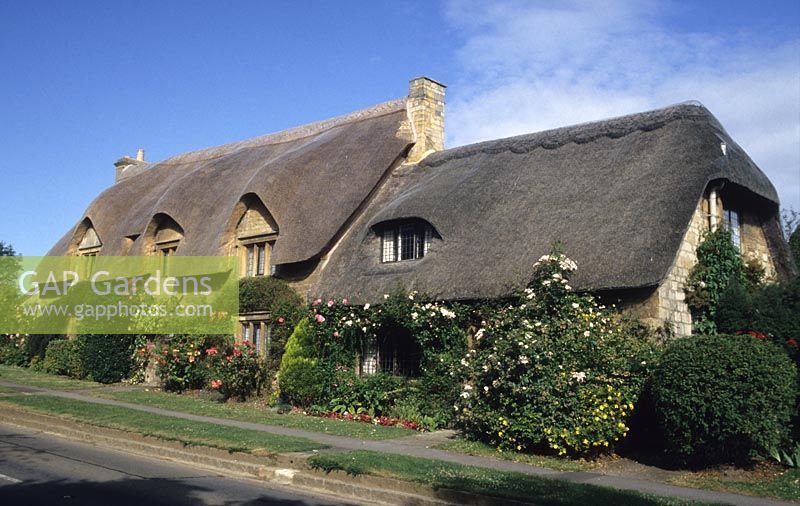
<box><xmin>313</xmin><ymin>102</ymin><xmax>792</xmax><ymax>303</ymax></box>
<box><xmin>49</xmin><ymin>99</ymin><xmax>413</xmax><ymax>263</ymax></box>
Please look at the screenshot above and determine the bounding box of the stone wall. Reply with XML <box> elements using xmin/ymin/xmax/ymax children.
<box><xmin>740</xmin><ymin>210</ymin><xmax>777</xmax><ymax>282</ymax></box>
<box><xmin>650</xmin><ymin>197</ymin><xmax>707</xmax><ymax>336</ymax></box>
<box><xmin>628</xmin><ymin>189</ymin><xmax>779</xmax><ymax>336</ymax></box>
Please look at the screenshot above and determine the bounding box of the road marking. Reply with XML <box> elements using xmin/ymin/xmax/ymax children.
<box><xmin>0</xmin><ymin>472</ymin><xmax>22</xmax><ymax>484</ymax></box>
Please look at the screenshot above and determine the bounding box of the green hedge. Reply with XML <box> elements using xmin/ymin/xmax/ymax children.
<box><xmin>39</xmin><ymin>335</ymin><xmax>135</xmax><ymax>384</ymax></box>
<box><xmin>78</xmin><ymin>334</ymin><xmax>136</xmax><ymax>383</ymax></box>
<box><xmin>650</xmin><ymin>334</ymin><xmax>797</xmax><ymax>467</ymax></box>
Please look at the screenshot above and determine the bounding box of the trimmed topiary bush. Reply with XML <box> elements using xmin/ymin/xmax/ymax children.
<box><xmin>42</xmin><ymin>339</ymin><xmax>82</xmax><ymax>377</ymax></box>
<box><xmin>278</xmin><ymin>318</ymin><xmax>328</xmax><ymax>407</ymax></box>
<box><xmin>650</xmin><ymin>334</ymin><xmax>798</xmax><ymax>467</ymax></box>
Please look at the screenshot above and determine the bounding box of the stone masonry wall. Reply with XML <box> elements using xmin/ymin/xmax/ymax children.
<box><xmin>651</xmin><ymin>197</ymin><xmax>707</xmax><ymax>336</ymax></box>
<box><xmin>740</xmin><ymin>210</ymin><xmax>777</xmax><ymax>282</ymax></box>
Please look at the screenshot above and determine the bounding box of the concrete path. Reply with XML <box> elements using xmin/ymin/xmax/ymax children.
<box><xmin>0</xmin><ymin>381</ymin><xmax>795</xmax><ymax>506</ymax></box>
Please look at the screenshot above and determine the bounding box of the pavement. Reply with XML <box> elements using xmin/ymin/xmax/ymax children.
<box><xmin>0</xmin><ymin>380</ymin><xmax>796</xmax><ymax>506</ymax></box>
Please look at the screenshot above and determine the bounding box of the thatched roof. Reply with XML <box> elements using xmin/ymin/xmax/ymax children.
<box><xmin>313</xmin><ymin>102</ymin><xmax>789</xmax><ymax>303</ymax></box>
<box><xmin>49</xmin><ymin>99</ymin><xmax>414</xmax><ymax>263</ymax></box>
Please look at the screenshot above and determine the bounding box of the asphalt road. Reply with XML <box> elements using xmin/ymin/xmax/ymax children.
<box><xmin>0</xmin><ymin>423</ymin><xmax>355</xmax><ymax>506</ymax></box>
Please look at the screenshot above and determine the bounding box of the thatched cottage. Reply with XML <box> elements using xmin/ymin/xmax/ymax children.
<box><xmin>49</xmin><ymin>77</ymin><xmax>795</xmax><ymax>340</ymax></box>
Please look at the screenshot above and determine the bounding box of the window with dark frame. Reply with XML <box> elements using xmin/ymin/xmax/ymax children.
<box><xmin>723</xmin><ymin>208</ymin><xmax>742</xmax><ymax>251</ymax></box>
<box><xmin>380</xmin><ymin>222</ymin><xmax>433</xmax><ymax>263</ymax></box>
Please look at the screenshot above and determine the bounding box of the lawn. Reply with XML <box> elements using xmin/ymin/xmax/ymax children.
<box><xmin>0</xmin><ymin>394</ymin><xmax>325</xmax><ymax>454</ymax></box>
<box><xmin>104</xmin><ymin>389</ymin><xmax>416</xmax><ymax>440</ymax></box>
<box><xmin>670</xmin><ymin>463</ymin><xmax>800</xmax><ymax>503</ymax></box>
<box><xmin>0</xmin><ymin>365</ymin><xmax>103</xmax><ymax>390</ymax></box>
<box><xmin>308</xmin><ymin>450</ymin><xmax>719</xmax><ymax>506</ymax></box>
<box><xmin>436</xmin><ymin>437</ymin><xmax>596</xmax><ymax>473</ymax></box>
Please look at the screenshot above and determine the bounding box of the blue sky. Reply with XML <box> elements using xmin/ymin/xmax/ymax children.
<box><xmin>1</xmin><ymin>0</ymin><xmax>798</xmax><ymax>255</ymax></box>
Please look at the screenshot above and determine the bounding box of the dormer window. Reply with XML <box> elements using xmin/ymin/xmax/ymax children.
<box><xmin>380</xmin><ymin>220</ymin><xmax>435</xmax><ymax>263</ymax></box>
<box><xmin>152</xmin><ymin>216</ymin><xmax>183</xmax><ymax>256</ymax></box>
<box><xmin>143</xmin><ymin>214</ymin><xmax>184</xmax><ymax>257</ymax></box>
<box><xmin>77</xmin><ymin>226</ymin><xmax>102</xmax><ymax>257</ymax></box>
<box><xmin>234</xmin><ymin>196</ymin><xmax>278</xmax><ymax>277</ymax></box>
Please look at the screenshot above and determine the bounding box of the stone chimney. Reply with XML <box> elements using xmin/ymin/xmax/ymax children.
<box><xmin>114</xmin><ymin>149</ymin><xmax>147</xmax><ymax>183</ymax></box>
<box><xmin>406</xmin><ymin>77</ymin><xmax>446</xmax><ymax>163</ymax></box>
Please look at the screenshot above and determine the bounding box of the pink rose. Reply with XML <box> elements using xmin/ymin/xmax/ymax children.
<box><xmin>327</xmin><ymin>299</ymin><xmax>335</xmax><ymax>307</ymax></box>
<box><xmin>315</xmin><ymin>313</ymin><xmax>326</xmax><ymax>323</ymax></box>
<box><xmin>342</xmin><ymin>298</ymin><xmax>349</xmax><ymax>305</ymax></box>
<box><xmin>312</xmin><ymin>298</ymin><xmax>322</xmax><ymax>306</ymax></box>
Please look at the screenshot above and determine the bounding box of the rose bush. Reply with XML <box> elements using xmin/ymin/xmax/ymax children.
<box><xmin>455</xmin><ymin>250</ymin><xmax>661</xmax><ymax>456</ymax></box>
<box><xmin>207</xmin><ymin>341</ymin><xmax>265</xmax><ymax>401</ymax></box>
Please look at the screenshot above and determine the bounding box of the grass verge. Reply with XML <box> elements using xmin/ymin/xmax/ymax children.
<box><xmin>0</xmin><ymin>394</ymin><xmax>325</xmax><ymax>454</ymax></box>
<box><xmin>0</xmin><ymin>365</ymin><xmax>103</xmax><ymax>390</ymax></box>
<box><xmin>308</xmin><ymin>450</ymin><xmax>718</xmax><ymax>506</ymax></box>
<box><xmin>435</xmin><ymin>438</ymin><xmax>595</xmax><ymax>472</ymax></box>
<box><xmin>104</xmin><ymin>389</ymin><xmax>415</xmax><ymax>440</ymax></box>
<box><xmin>670</xmin><ymin>464</ymin><xmax>799</xmax><ymax>503</ymax></box>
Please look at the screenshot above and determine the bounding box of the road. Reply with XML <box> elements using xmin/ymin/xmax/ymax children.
<box><xmin>0</xmin><ymin>423</ymin><xmax>355</xmax><ymax>505</ymax></box>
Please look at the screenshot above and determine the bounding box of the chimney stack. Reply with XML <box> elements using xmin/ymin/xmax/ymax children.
<box><xmin>114</xmin><ymin>148</ymin><xmax>147</xmax><ymax>183</ymax></box>
<box><xmin>406</xmin><ymin>77</ymin><xmax>446</xmax><ymax>163</ymax></box>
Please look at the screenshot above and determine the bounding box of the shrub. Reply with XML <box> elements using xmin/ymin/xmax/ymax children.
<box><xmin>239</xmin><ymin>276</ymin><xmax>306</xmax><ymax>371</ymax></box>
<box><xmin>207</xmin><ymin>340</ymin><xmax>265</xmax><ymax>401</ymax></box>
<box><xmin>154</xmin><ymin>335</ymin><xmax>214</xmax><ymax>392</ymax></box>
<box><xmin>716</xmin><ymin>278</ymin><xmax>800</xmax><ymax>366</ymax></box>
<box><xmin>455</xmin><ymin>250</ymin><xmax>661</xmax><ymax>456</ymax></box>
<box><xmin>41</xmin><ymin>339</ymin><xmax>82</xmax><ymax>377</ymax></box>
<box><xmin>0</xmin><ymin>335</ymin><xmax>29</xmax><ymax>366</ymax></box>
<box><xmin>685</xmin><ymin>228</ymin><xmax>745</xmax><ymax>334</ymax></box>
<box><xmin>25</xmin><ymin>334</ymin><xmax>60</xmax><ymax>361</ymax></box>
<box><xmin>650</xmin><ymin>334</ymin><xmax>798</xmax><ymax>467</ymax></box>
<box><xmin>76</xmin><ymin>334</ymin><xmax>136</xmax><ymax>383</ymax></box>
<box><xmin>278</xmin><ymin>319</ymin><xmax>328</xmax><ymax>406</ymax></box>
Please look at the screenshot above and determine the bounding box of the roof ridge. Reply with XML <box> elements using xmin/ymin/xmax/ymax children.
<box><xmin>156</xmin><ymin>97</ymin><xmax>407</xmax><ymax>166</ymax></box>
<box><xmin>424</xmin><ymin>101</ymin><xmax>719</xmax><ymax>168</ymax></box>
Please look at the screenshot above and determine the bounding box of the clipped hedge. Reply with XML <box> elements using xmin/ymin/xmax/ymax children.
<box><xmin>650</xmin><ymin>334</ymin><xmax>797</xmax><ymax>467</ymax></box>
<box><xmin>78</xmin><ymin>334</ymin><xmax>136</xmax><ymax>383</ymax></box>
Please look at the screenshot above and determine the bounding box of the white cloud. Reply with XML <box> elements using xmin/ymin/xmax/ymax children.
<box><xmin>445</xmin><ymin>0</ymin><xmax>800</xmax><ymax>211</ymax></box>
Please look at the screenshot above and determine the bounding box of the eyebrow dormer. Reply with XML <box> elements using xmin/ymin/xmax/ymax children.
<box><xmin>375</xmin><ymin>219</ymin><xmax>438</xmax><ymax>263</ymax></box>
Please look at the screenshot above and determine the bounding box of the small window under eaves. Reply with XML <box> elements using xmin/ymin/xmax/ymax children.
<box><xmin>378</xmin><ymin>219</ymin><xmax>437</xmax><ymax>263</ymax></box>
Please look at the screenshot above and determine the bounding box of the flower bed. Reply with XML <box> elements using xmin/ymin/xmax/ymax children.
<box><xmin>310</xmin><ymin>409</ymin><xmax>423</xmax><ymax>431</ymax></box>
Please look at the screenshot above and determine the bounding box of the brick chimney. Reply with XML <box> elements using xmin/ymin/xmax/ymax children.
<box><xmin>406</xmin><ymin>77</ymin><xmax>446</xmax><ymax>163</ymax></box>
<box><xmin>114</xmin><ymin>148</ymin><xmax>147</xmax><ymax>182</ymax></box>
